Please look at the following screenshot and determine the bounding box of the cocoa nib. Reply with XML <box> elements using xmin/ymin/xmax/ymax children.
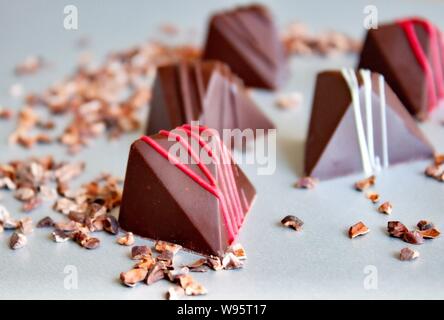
<box><xmin>166</xmin><ymin>286</ymin><xmax>185</xmax><ymax>300</ymax></box>
<box><xmin>117</xmin><ymin>232</ymin><xmax>134</xmax><ymax>246</ymax></box>
<box><xmin>10</xmin><ymin>232</ymin><xmax>27</xmax><ymax>250</ymax></box>
<box><xmin>120</xmin><ymin>268</ymin><xmax>148</xmax><ymax>287</ymax></box>
<box><xmin>222</xmin><ymin>252</ymin><xmax>244</xmax><ymax>270</ymax></box>
<box><xmin>354</xmin><ymin>175</ymin><xmax>375</xmax><ymax>191</ymax></box>
<box><xmin>131</xmin><ymin>245</ymin><xmax>152</xmax><ymax>260</ymax></box>
<box><xmin>417</xmin><ymin>220</ymin><xmax>434</xmax><ymax>231</ymax></box>
<box><xmin>366</xmin><ymin>191</ymin><xmax>380</xmax><ymax>203</ymax></box>
<box><xmin>146</xmin><ymin>263</ymin><xmax>167</xmax><ymax>285</ymax></box>
<box><xmin>281</xmin><ymin>215</ymin><xmax>304</xmax><ymax>231</ymax></box>
<box><xmin>387</xmin><ymin>221</ymin><xmax>408</xmax><ymax>238</ymax></box>
<box><xmin>348</xmin><ymin>221</ymin><xmax>370</xmax><ymax>239</ymax></box>
<box><xmin>295</xmin><ymin>176</ymin><xmax>318</xmax><ymax>189</ymax></box>
<box><xmin>154</xmin><ymin>240</ymin><xmax>182</xmax><ymax>254</ymax></box>
<box><xmin>18</xmin><ymin>217</ymin><xmax>33</xmax><ymax>234</ymax></box>
<box><xmin>403</xmin><ymin>231</ymin><xmax>424</xmax><ymax>245</ymax></box>
<box><xmin>419</xmin><ymin>228</ymin><xmax>441</xmax><ymax>239</ymax></box>
<box><xmin>378</xmin><ymin>202</ymin><xmax>392</xmax><ymax>215</ymax></box>
<box><xmin>52</xmin><ymin>229</ymin><xmax>70</xmax><ymax>243</ymax></box>
<box><xmin>103</xmin><ymin>215</ymin><xmax>119</xmax><ymax>234</ymax></box>
<box><xmin>400</xmin><ymin>247</ymin><xmax>420</xmax><ymax>261</ymax></box>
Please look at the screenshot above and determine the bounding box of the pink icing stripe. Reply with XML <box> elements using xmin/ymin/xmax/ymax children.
<box><xmin>410</xmin><ymin>18</ymin><xmax>444</xmax><ymax>99</ymax></box>
<box><xmin>140</xmin><ymin>126</ymin><xmax>242</xmax><ymax>243</ymax></box>
<box><xmin>182</xmin><ymin>125</ymin><xmax>245</xmax><ymax>226</ymax></box>
<box><xmin>397</xmin><ymin>19</ymin><xmax>438</xmax><ymax>111</ymax></box>
<box><xmin>178</xmin><ymin>126</ymin><xmax>244</xmax><ymax>230</ymax></box>
<box><xmin>158</xmin><ymin>130</ymin><xmax>216</xmax><ymax>186</ymax></box>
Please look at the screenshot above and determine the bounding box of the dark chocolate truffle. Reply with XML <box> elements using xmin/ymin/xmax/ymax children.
<box><xmin>203</xmin><ymin>4</ymin><xmax>287</xmax><ymax>90</ymax></box>
<box><xmin>146</xmin><ymin>60</ymin><xmax>275</xmax><ymax>142</ymax></box>
<box><xmin>119</xmin><ymin>125</ymin><xmax>256</xmax><ymax>257</ymax></box>
<box><xmin>358</xmin><ymin>17</ymin><xmax>444</xmax><ymax>120</ymax></box>
<box><xmin>305</xmin><ymin>69</ymin><xmax>434</xmax><ymax>180</ymax></box>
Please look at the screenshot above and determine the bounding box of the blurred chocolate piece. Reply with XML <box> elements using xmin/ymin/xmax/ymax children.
<box><xmin>359</xmin><ymin>18</ymin><xmax>444</xmax><ymax>120</ymax></box>
<box><xmin>203</xmin><ymin>4</ymin><xmax>287</xmax><ymax>90</ymax></box>
<box><xmin>146</xmin><ymin>60</ymin><xmax>274</xmax><ymax>142</ymax></box>
<box><xmin>119</xmin><ymin>125</ymin><xmax>256</xmax><ymax>257</ymax></box>
<box><xmin>305</xmin><ymin>70</ymin><xmax>434</xmax><ymax>180</ymax></box>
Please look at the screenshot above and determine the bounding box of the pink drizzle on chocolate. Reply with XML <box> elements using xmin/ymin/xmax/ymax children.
<box><xmin>397</xmin><ymin>18</ymin><xmax>444</xmax><ymax>112</ymax></box>
<box><xmin>140</xmin><ymin>125</ymin><xmax>246</xmax><ymax>243</ymax></box>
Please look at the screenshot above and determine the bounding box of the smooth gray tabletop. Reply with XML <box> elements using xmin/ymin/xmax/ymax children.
<box><xmin>1</xmin><ymin>0</ymin><xmax>444</xmax><ymax>300</ymax></box>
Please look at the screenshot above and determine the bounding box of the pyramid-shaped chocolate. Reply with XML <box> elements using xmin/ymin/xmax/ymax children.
<box><xmin>146</xmin><ymin>60</ymin><xmax>275</xmax><ymax>141</ymax></box>
<box><xmin>202</xmin><ymin>4</ymin><xmax>287</xmax><ymax>90</ymax></box>
<box><xmin>358</xmin><ymin>18</ymin><xmax>444</xmax><ymax>120</ymax></box>
<box><xmin>119</xmin><ymin>125</ymin><xmax>256</xmax><ymax>257</ymax></box>
<box><xmin>305</xmin><ymin>69</ymin><xmax>434</xmax><ymax>180</ymax></box>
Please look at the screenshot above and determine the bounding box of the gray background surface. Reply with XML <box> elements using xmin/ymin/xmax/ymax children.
<box><xmin>0</xmin><ymin>0</ymin><xmax>443</xmax><ymax>299</ymax></box>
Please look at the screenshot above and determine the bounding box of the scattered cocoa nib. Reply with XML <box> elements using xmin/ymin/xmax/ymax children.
<box><xmin>0</xmin><ymin>204</ymin><xmax>11</xmax><ymax>223</ymax></box>
<box><xmin>68</xmin><ymin>211</ymin><xmax>86</xmax><ymax>224</ymax></box>
<box><xmin>103</xmin><ymin>215</ymin><xmax>119</xmax><ymax>235</ymax></box>
<box><xmin>378</xmin><ymin>202</ymin><xmax>393</xmax><ymax>215</ymax></box>
<box><xmin>295</xmin><ymin>176</ymin><xmax>318</xmax><ymax>189</ymax></box>
<box><xmin>417</xmin><ymin>220</ymin><xmax>434</xmax><ymax>231</ymax></box>
<box><xmin>22</xmin><ymin>197</ymin><xmax>42</xmax><ymax>212</ymax></box>
<box><xmin>146</xmin><ymin>263</ymin><xmax>167</xmax><ymax>285</ymax></box>
<box><xmin>117</xmin><ymin>232</ymin><xmax>135</xmax><ymax>246</ymax></box>
<box><xmin>434</xmin><ymin>154</ymin><xmax>444</xmax><ymax>166</ymax></box>
<box><xmin>120</xmin><ymin>268</ymin><xmax>148</xmax><ymax>287</ymax></box>
<box><xmin>281</xmin><ymin>215</ymin><xmax>304</xmax><ymax>231</ymax></box>
<box><xmin>154</xmin><ymin>240</ymin><xmax>182</xmax><ymax>254</ymax></box>
<box><xmin>157</xmin><ymin>250</ymin><xmax>175</xmax><ymax>266</ymax></box>
<box><xmin>282</xmin><ymin>22</ymin><xmax>361</xmax><ymax>57</ymax></box>
<box><xmin>222</xmin><ymin>252</ymin><xmax>244</xmax><ymax>270</ymax></box>
<box><xmin>276</xmin><ymin>92</ymin><xmax>303</xmax><ymax>110</ymax></box>
<box><xmin>167</xmin><ymin>286</ymin><xmax>185</xmax><ymax>300</ymax></box>
<box><xmin>425</xmin><ymin>164</ymin><xmax>442</xmax><ymax>178</ymax></box>
<box><xmin>185</xmin><ymin>282</ymin><xmax>208</xmax><ymax>296</ymax></box>
<box><xmin>403</xmin><ymin>231</ymin><xmax>424</xmax><ymax>245</ymax></box>
<box><xmin>0</xmin><ymin>107</ymin><xmax>13</xmax><ymax>120</ymax></box>
<box><xmin>206</xmin><ymin>256</ymin><xmax>223</xmax><ymax>271</ymax></box>
<box><xmin>14</xmin><ymin>187</ymin><xmax>35</xmax><ymax>201</ymax></box>
<box><xmin>52</xmin><ymin>229</ymin><xmax>70</xmax><ymax>243</ymax></box>
<box><xmin>387</xmin><ymin>221</ymin><xmax>409</xmax><ymax>238</ymax></box>
<box><xmin>348</xmin><ymin>221</ymin><xmax>370</xmax><ymax>239</ymax></box>
<box><xmin>55</xmin><ymin>220</ymin><xmax>81</xmax><ymax>232</ymax></box>
<box><xmin>131</xmin><ymin>245</ymin><xmax>152</xmax><ymax>260</ymax></box>
<box><xmin>184</xmin><ymin>259</ymin><xmax>209</xmax><ymax>273</ymax></box>
<box><xmin>37</xmin><ymin>216</ymin><xmax>55</xmax><ymax>228</ymax></box>
<box><xmin>226</xmin><ymin>243</ymin><xmax>247</xmax><ymax>260</ymax></box>
<box><xmin>15</xmin><ymin>55</ymin><xmax>45</xmax><ymax>76</ymax></box>
<box><xmin>3</xmin><ymin>219</ymin><xmax>19</xmax><ymax>230</ymax></box>
<box><xmin>419</xmin><ymin>228</ymin><xmax>441</xmax><ymax>239</ymax></box>
<box><xmin>9</xmin><ymin>38</ymin><xmax>200</xmax><ymax>153</ymax></box>
<box><xmin>18</xmin><ymin>217</ymin><xmax>33</xmax><ymax>235</ymax></box>
<box><xmin>354</xmin><ymin>175</ymin><xmax>376</xmax><ymax>191</ymax></box>
<box><xmin>10</xmin><ymin>232</ymin><xmax>27</xmax><ymax>250</ymax></box>
<box><xmin>366</xmin><ymin>191</ymin><xmax>380</xmax><ymax>203</ymax></box>
<box><xmin>134</xmin><ymin>256</ymin><xmax>156</xmax><ymax>271</ymax></box>
<box><xmin>80</xmin><ymin>236</ymin><xmax>101</xmax><ymax>250</ymax></box>
<box><xmin>400</xmin><ymin>247</ymin><xmax>420</xmax><ymax>261</ymax></box>
<box><xmin>0</xmin><ymin>177</ymin><xmax>16</xmax><ymax>190</ymax></box>
<box><xmin>166</xmin><ymin>267</ymin><xmax>190</xmax><ymax>282</ymax></box>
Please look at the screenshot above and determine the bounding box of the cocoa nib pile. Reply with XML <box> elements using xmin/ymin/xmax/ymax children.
<box><xmin>282</xmin><ymin>22</ymin><xmax>361</xmax><ymax>56</ymax></box>
<box><xmin>120</xmin><ymin>242</ymin><xmax>246</xmax><ymax>299</ymax></box>
<box><xmin>0</xmin><ymin>155</ymin><xmax>122</xmax><ymax>250</ymax></box>
<box><xmin>8</xmin><ymin>41</ymin><xmax>200</xmax><ymax>154</ymax></box>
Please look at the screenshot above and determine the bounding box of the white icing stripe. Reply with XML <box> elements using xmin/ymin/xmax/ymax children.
<box><xmin>378</xmin><ymin>74</ymin><xmax>389</xmax><ymax>169</ymax></box>
<box><xmin>341</xmin><ymin>68</ymin><xmax>373</xmax><ymax>176</ymax></box>
<box><xmin>360</xmin><ymin>69</ymin><xmax>375</xmax><ymax>168</ymax></box>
